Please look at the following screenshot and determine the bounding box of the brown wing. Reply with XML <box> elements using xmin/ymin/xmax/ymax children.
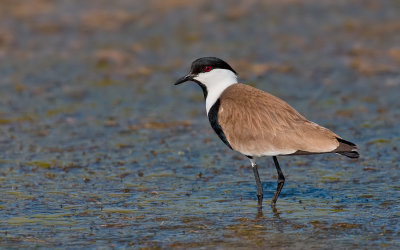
<box><xmin>218</xmin><ymin>84</ymin><xmax>340</xmax><ymax>157</ymax></box>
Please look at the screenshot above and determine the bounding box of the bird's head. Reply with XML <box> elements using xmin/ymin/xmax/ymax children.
<box><xmin>174</xmin><ymin>57</ymin><xmax>238</xmax><ymax>99</ymax></box>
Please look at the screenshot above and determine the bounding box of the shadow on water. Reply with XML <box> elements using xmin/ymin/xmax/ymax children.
<box><xmin>241</xmin><ymin>181</ymin><xmax>334</xmax><ymax>204</ymax></box>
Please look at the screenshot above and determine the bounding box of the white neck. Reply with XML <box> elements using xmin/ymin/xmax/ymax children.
<box><xmin>193</xmin><ymin>69</ymin><xmax>238</xmax><ymax>114</ymax></box>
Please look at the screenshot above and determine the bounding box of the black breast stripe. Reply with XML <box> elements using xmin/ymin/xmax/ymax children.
<box><xmin>197</xmin><ymin>82</ymin><xmax>208</xmax><ymax>99</ymax></box>
<box><xmin>208</xmin><ymin>99</ymin><xmax>233</xmax><ymax>150</ymax></box>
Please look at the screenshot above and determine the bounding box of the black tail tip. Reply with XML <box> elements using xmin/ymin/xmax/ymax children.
<box><xmin>338</xmin><ymin>151</ymin><xmax>359</xmax><ymax>158</ymax></box>
<box><xmin>337</xmin><ymin>138</ymin><xmax>356</xmax><ymax>147</ymax></box>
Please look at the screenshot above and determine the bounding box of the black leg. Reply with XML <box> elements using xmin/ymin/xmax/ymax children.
<box><xmin>250</xmin><ymin>159</ymin><xmax>263</xmax><ymax>208</ymax></box>
<box><xmin>272</xmin><ymin>156</ymin><xmax>285</xmax><ymax>205</ymax></box>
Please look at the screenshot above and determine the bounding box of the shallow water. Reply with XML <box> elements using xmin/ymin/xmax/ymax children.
<box><xmin>0</xmin><ymin>0</ymin><xmax>399</xmax><ymax>248</ymax></box>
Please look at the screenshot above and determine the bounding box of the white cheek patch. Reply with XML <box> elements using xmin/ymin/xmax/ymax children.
<box><xmin>193</xmin><ymin>69</ymin><xmax>238</xmax><ymax>114</ymax></box>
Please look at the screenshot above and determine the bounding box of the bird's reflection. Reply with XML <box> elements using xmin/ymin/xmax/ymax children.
<box><xmin>255</xmin><ymin>204</ymin><xmax>281</xmax><ymax>219</ymax></box>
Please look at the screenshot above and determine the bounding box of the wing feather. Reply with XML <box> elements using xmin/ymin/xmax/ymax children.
<box><xmin>218</xmin><ymin>84</ymin><xmax>339</xmax><ymax>156</ymax></box>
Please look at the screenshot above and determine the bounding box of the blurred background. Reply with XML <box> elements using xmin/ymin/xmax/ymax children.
<box><xmin>0</xmin><ymin>0</ymin><xmax>399</xmax><ymax>248</ymax></box>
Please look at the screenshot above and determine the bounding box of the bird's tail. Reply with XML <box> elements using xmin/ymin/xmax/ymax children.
<box><xmin>335</xmin><ymin>138</ymin><xmax>359</xmax><ymax>158</ymax></box>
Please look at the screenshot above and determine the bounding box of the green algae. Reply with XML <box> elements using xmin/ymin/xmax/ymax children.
<box><xmin>0</xmin><ymin>118</ymin><xmax>13</xmax><ymax>125</ymax></box>
<box><xmin>46</xmin><ymin>104</ymin><xmax>81</xmax><ymax>117</ymax></box>
<box><xmin>32</xmin><ymin>213</ymin><xmax>75</xmax><ymax>219</ymax></box>
<box><xmin>6</xmin><ymin>191</ymin><xmax>35</xmax><ymax>199</ymax></box>
<box><xmin>5</xmin><ymin>217</ymin><xmax>42</xmax><ymax>225</ymax></box>
<box><xmin>101</xmin><ymin>208</ymin><xmax>137</xmax><ymax>214</ymax></box>
<box><xmin>24</xmin><ymin>160</ymin><xmax>55</xmax><ymax>169</ymax></box>
<box><xmin>367</xmin><ymin>139</ymin><xmax>392</xmax><ymax>145</ymax></box>
<box><xmin>91</xmin><ymin>79</ymin><xmax>127</xmax><ymax>87</ymax></box>
<box><xmin>5</xmin><ymin>216</ymin><xmax>75</xmax><ymax>226</ymax></box>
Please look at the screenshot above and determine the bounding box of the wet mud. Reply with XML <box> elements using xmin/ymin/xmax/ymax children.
<box><xmin>0</xmin><ymin>0</ymin><xmax>399</xmax><ymax>248</ymax></box>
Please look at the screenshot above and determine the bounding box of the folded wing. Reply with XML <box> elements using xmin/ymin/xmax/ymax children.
<box><xmin>218</xmin><ymin>84</ymin><xmax>343</xmax><ymax>157</ymax></box>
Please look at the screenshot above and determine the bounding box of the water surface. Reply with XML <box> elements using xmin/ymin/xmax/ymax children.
<box><xmin>0</xmin><ymin>0</ymin><xmax>399</xmax><ymax>248</ymax></box>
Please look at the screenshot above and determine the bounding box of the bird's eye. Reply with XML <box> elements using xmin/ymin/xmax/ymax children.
<box><xmin>204</xmin><ymin>66</ymin><xmax>212</xmax><ymax>72</ymax></box>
